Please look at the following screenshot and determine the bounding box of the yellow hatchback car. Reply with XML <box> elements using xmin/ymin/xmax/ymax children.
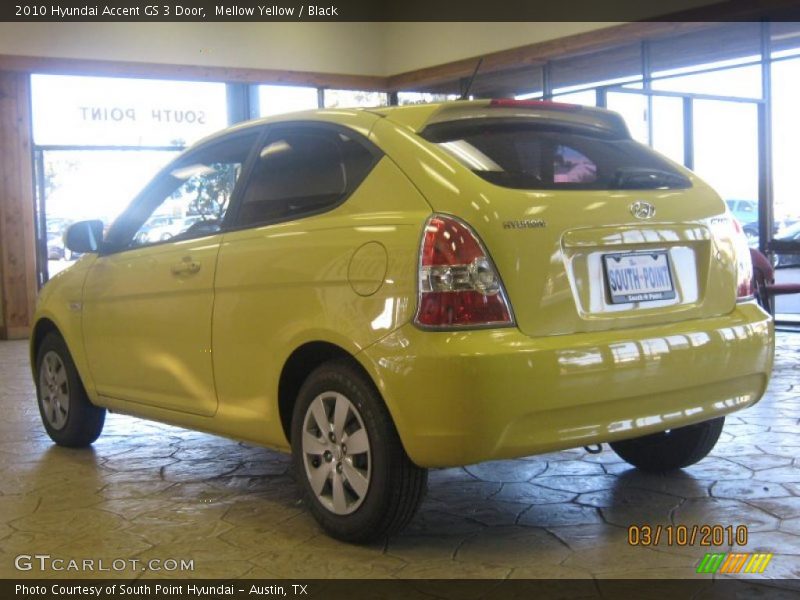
<box><xmin>31</xmin><ymin>100</ymin><xmax>774</xmax><ymax>542</ymax></box>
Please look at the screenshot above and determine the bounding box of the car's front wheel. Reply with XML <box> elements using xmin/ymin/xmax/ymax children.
<box><xmin>291</xmin><ymin>360</ymin><xmax>427</xmax><ymax>543</ymax></box>
<box><xmin>36</xmin><ymin>332</ymin><xmax>106</xmax><ymax>447</ymax></box>
<box><xmin>609</xmin><ymin>417</ymin><xmax>724</xmax><ymax>472</ymax></box>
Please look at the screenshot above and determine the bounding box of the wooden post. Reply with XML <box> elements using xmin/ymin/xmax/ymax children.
<box><xmin>0</xmin><ymin>70</ymin><xmax>37</xmax><ymax>340</ymax></box>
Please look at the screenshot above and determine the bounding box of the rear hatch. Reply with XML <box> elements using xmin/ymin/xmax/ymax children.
<box><xmin>377</xmin><ymin>100</ymin><xmax>739</xmax><ymax>337</ymax></box>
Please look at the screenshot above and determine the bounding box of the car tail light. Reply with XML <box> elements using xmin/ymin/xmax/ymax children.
<box><xmin>414</xmin><ymin>214</ymin><xmax>514</xmax><ymax>328</ymax></box>
<box><xmin>731</xmin><ymin>218</ymin><xmax>755</xmax><ymax>301</ymax></box>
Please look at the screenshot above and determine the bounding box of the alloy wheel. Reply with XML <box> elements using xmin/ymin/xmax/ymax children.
<box><xmin>301</xmin><ymin>391</ymin><xmax>371</xmax><ymax>515</ymax></box>
<box><xmin>39</xmin><ymin>351</ymin><xmax>70</xmax><ymax>430</ymax></box>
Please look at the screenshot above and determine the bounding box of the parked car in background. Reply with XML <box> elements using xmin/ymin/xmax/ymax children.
<box><xmin>774</xmin><ymin>221</ymin><xmax>800</xmax><ymax>267</ymax></box>
<box><xmin>46</xmin><ymin>231</ymin><xmax>65</xmax><ymax>260</ymax></box>
<box><xmin>739</xmin><ymin>217</ymin><xmax>798</xmax><ymax>249</ymax></box>
<box><xmin>143</xmin><ymin>215</ymin><xmax>206</xmax><ymax>242</ymax></box>
<box><xmin>46</xmin><ymin>217</ymin><xmax>74</xmax><ymax>235</ymax></box>
<box><xmin>743</xmin><ymin>221</ymin><xmax>759</xmax><ymax>246</ymax></box>
<box><xmin>726</xmin><ymin>199</ymin><xmax>758</xmax><ymax>225</ymax></box>
<box><xmin>31</xmin><ymin>100</ymin><xmax>774</xmax><ymax>542</ymax></box>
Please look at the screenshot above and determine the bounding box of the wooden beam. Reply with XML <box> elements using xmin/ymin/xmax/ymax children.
<box><xmin>0</xmin><ymin>54</ymin><xmax>388</xmax><ymax>91</ymax></box>
<box><xmin>386</xmin><ymin>22</ymin><xmax>716</xmax><ymax>92</ymax></box>
<box><xmin>0</xmin><ymin>71</ymin><xmax>37</xmax><ymax>340</ymax></box>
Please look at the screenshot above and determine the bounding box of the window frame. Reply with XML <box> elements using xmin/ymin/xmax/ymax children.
<box><xmin>226</xmin><ymin>121</ymin><xmax>384</xmax><ymax>231</ymax></box>
<box><xmin>99</xmin><ymin>125</ymin><xmax>266</xmax><ymax>255</ymax></box>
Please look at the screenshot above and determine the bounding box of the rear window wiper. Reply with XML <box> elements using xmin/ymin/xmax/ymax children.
<box><xmin>613</xmin><ymin>167</ymin><xmax>691</xmax><ymax>190</ymax></box>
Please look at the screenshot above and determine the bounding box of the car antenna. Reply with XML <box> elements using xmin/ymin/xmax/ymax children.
<box><xmin>460</xmin><ymin>57</ymin><xmax>484</xmax><ymax>100</ymax></box>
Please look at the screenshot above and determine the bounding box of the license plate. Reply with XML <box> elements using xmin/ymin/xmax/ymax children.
<box><xmin>603</xmin><ymin>251</ymin><xmax>676</xmax><ymax>304</ymax></box>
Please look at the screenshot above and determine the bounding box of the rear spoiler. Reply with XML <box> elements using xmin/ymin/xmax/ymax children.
<box><xmin>427</xmin><ymin>99</ymin><xmax>631</xmax><ymax>139</ymax></box>
<box><xmin>371</xmin><ymin>99</ymin><xmax>630</xmax><ymax>139</ymax></box>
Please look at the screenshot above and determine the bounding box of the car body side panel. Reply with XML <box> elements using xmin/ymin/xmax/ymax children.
<box><xmin>209</xmin><ymin>156</ymin><xmax>432</xmax><ymax>448</ymax></box>
<box><xmin>30</xmin><ymin>256</ymin><xmax>98</xmax><ymax>397</ymax></box>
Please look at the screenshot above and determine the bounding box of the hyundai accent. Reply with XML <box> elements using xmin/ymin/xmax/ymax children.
<box><xmin>31</xmin><ymin>100</ymin><xmax>774</xmax><ymax>542</ymax></box>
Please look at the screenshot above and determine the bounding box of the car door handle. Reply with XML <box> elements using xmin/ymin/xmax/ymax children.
<box><xmin>171</xmin><ymin>258</ymin><xmax>201</xmax><ymax>276</ymax></box>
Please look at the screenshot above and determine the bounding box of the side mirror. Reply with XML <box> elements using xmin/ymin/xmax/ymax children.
<box><xmin>64</xmin><ymin>220</ymin><xmax>104</xmax><ymax>254</ymax></box>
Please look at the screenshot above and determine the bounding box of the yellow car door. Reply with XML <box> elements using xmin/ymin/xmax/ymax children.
<box><xmin>82</xmin><ymin>128</ymin><xmax>261</xmax><ymax>416</ymax></box>
<box><xmin>82</xmin><ymin>237</ymin><xmax>222</xmax><ymax>416</ymax></box>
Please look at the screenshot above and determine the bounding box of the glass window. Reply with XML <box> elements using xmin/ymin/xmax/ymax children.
<box><xmin>40</xmin><ymin>150</ymin><xmax>179</xmax><ymax>276</ymax></box>
<box><xmin>650</xmin><ymin>95</ymin><xmax>685</xmax><ymax>165</ymax></box>
<box><xmin>323</xmin><ymin>89</ymin><xmax>388</xmax><ymax>108</ymax></box>
<box><xmin>651</xmin><ymin>64</ymin><xmax>762</xmax><ymax>100</ymax></box>
<box><xmin>258</xmin><ymin>84</ymin><xmax>319</xmax><ymax>116</ymax></box>
<box><xmin>551</xmin><ymin>44</ymin><xmax>642</xmax><ymax>92</ymax></box>
<box><xmin>771</xmin><ymin>22</ymin><xmax>800</xmax><ymax>59</ymax></box>
<box><xmin>106</xmin><ymin>130</ymin><xmax>259</xmax><ymax>249</ymax></box>
<box><xmin>423</xmin><ymin>119</ymin><xmax>690</xmax><ymax>191</ymax></box>
<box><xmin>516</xmin><ymin>91</ymin><xmax>544</xmax><ymax>100</ymax></box>
<box><xmin>398</xmin><ymin>92</ymin><xmax>459</xmax><ymax>105</ymax></box>
<box><xmin>471</xmin><ymin>65</ymin><xmax>544</xmax><ymax>98</ymax></box>
<box><xmin>648</xmin><ymin>23</ymin><xmax>761</xmax><ymax>75</ymax></box>
<box><xmin>237</xmin><ymin>126</ymin><xmax>378</xmax><ymax>226</ymax></box>
<box><xmin>31</xmin><ymin>74</ymin><xmax>228</xmax><ymax>147</ymax></box>
<box><xmin>551</xmin><ymin>90</ymin><xmax>597</xmax><ymax>107</ymax></box>
<box><xmin>554</xmin><ymin>146</ymin><xmax>597</xmax><ymax>183</ymax></box>
<box><xmin>771</xmin><ymin>57</ymin><xmax>800</xmax><ymax>228</ymax></box>
<box><xmin>770</xmin><ymin>55</ymin><xmax>800</xmax><ymax>317</ymax></box>
<box><xmin>692</xmin><ymin>100</ymin><xmax>758</xmax><ymax>206</ymax></box>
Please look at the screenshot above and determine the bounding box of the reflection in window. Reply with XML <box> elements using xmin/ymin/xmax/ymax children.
<box><xmin>323</xmin><ymin>89</ymin><xmax>388</xmax><ymax>108</ymax></box>
<box><xmin>41</xmin><ymin>150</ymin><xmax>179</xmax><ymax>276</ymax></box>
<box><xmin>554</xmin><ymin>146</ymin><xmax>597</xmax><ymax>183</ymax></box>
<box><xmin>238</xmin><ymin>128</ymin><xmax>377</xmax><ymax>226</ymax></box>
<box><xmin>133</xmin><ymin>162</ymin><xmax>241</xmax><ymax>246</ymax></box>
<box><xmin>398</xmin><ymin>92</ymin><xmax>459</xmax><ymax>105</ymax></box>
<box><xmin>258</xmin><ymin>84</ymin><xmax>319</xmax><ymax>117</ymax></box>
<box><xmin>123</xmin><ymin>132</ymin><xmax>258</xmax><ymax>248</ymax></box>
<box><xmin>426</xmin><ymin>121</ymin><xmax>689</xmax><ymax>191</ymax></box>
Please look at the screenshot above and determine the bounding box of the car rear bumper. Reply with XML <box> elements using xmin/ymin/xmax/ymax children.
<box><xmin>359</xmin><ymin>302</ymin><xmax>774</xmax><ymax>467</ymax></box>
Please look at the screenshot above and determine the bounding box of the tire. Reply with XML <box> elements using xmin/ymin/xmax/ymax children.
<box><xmin>291</xmin><ymin>360</ymin><xmax>427</xmax><ymax>543</ymax></box>
<box><xmin>35</xmin><ymin>332</ymin><xmax>105</xmax><ymax>447</ymax></box>
<box><xmin>609</xmin><ymin>417</ymin><xmax>724</xmax><ymax>473</ymax></box>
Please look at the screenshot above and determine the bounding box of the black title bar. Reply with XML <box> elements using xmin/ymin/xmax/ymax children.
<box><xmin>3</xmin><ymin>0</ymin><xmax>800</xmax><ymax>22</ymax></box>
<box><xmin>4</xmin><ymin>578</ymin><xmax>800</xmax><ymax>599</ymax></box>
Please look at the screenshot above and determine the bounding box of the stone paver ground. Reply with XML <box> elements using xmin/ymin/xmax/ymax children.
<box><xmin>1</xmin><ymin>332</ymin><xmax>798</xmax><ymax>581</ymax></box>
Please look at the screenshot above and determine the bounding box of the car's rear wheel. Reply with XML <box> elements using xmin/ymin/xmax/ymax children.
<box><xmin>609</xmin><ymin>417</ymin><xmax>724</xmax><ymax>472</ymax></box>
<box><xmin>36</xmin><ymin>332</ymin><xmax>105</xmax><ymax>447</ymax></box>
<box><xmin>291</xmin><ymin>360</ymin><xmax>427</xmax><ymax>543</ymax></box>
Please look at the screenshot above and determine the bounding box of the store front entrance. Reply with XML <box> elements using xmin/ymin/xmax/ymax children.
<box><xmin>30</xmin><ymin>74</ymin><xmax>229</xmax><ymax>284</ymax></box>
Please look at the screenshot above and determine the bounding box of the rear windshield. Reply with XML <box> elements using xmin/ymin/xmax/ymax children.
<box><xmin>422</xmin><ymin>119</ymin><xmax>691</xmax><ymax>191</ymax></box>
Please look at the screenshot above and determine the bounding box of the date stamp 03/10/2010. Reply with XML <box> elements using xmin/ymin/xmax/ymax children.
<box><xmin>628</xmin><ymin>524</ymin><xmax>774</xmax><ymax>575</ymax></box>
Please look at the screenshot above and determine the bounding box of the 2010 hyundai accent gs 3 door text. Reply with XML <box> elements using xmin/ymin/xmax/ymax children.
<box><xmin>31</xmin><ymin>100</ymin><xmax>774</xmax><ymax>542</ymax></box>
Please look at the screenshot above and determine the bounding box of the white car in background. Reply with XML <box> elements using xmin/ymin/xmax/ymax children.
<box><xmin>137</xmin><ymin>215</ymin><xmax>205</xmax><ymax>243</ymax></box>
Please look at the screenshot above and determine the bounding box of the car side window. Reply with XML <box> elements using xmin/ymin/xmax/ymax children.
<box><xmin>235</xmin><ymin>126</ymin><xmax>378</xmax><ymax>227</ymax></box>
<box><xmin>106</xmin><ymin>131</ymin><xmax>259</xmax><ymax>250</ymax></box>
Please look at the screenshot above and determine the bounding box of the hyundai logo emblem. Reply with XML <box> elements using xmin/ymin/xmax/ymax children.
<box><xmin>630</xmin><ymin>201</ymin><xmax>656</xmax><ymax>220</ymax></box>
